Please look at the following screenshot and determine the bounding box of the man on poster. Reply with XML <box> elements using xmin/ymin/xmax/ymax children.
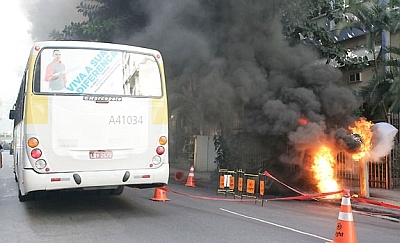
<box><xmin>45</xmin><ymin>49</ymin><xmax>67</xmax><ymax>90</ymax></box>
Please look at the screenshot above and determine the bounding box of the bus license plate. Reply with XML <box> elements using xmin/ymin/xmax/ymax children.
<box><xmin>89</xmin><ymin>150</ymin><xmax>113</xmax><ymax>159</ymax></box>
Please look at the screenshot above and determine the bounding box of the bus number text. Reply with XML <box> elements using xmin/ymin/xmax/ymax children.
<box><xmin>109</xmin><ymin>115</ymin><xmax>143</xmax><ymax>125</ymax></box>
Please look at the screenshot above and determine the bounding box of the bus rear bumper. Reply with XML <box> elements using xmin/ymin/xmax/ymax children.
<box><xmin>22</xmin><ymin>163</ymin><xmax>169</xmax><ymax>194</ymax></box>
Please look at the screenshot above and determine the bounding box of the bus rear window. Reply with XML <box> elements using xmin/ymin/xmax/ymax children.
<box><xmin>34</xmin><ymin>48</ymin><xmax>162</xmax><ymax>97</ymax></box>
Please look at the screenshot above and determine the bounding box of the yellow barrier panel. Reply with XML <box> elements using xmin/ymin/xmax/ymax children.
<box><xmin>238</xmin><ymin>177</ymin><xmax>243</xmax><ymax>192</ymax></box>
<box><xmin>229</xmin><ymin>174</ymin><xmax>235</xmax><ymax>190</ymax></box>
<box><xmin>216</xmin><ymin>169</ymin><xmax>268</xmax><ymax>206</ymax></box>
<box><xmin>234</xmin><ymin>169</ymin><xmax>244</xmax><ymax>199</ymax></box>
<box><xmin>260</xmin><ymin>180</ymin><xmax>265</xmax><ymax>195</ymax></box>
<box><xmin>218</xmin><ymin>169</ymin><xmax>236</xmax><ymax>197</ymax></box>
<box><xmin>218</xmin><ymin>169</ymin><xmax>229</xmax><ymax>195</ymax></box>
<box><xmin>258</xmin><ymin>172</ymin><xmax>267</xmax><ymax>206</ymax></box>
<box><xmin>246</xmin><ymin>179</ymin><xmax>255</xmax><ymax>194</ymax></box>
<box><xmin>219</xmin><ymin>174</ymin><xmax>225</xmax><ymax>189</ymax></box>
<box><xmin>243</xmin><ymin>173</ymin><xmax>258</xmax><ymax>200</ymax></box>
<box><xmin>226</xmin><ymin>171</ymin><xmax>236</xmax><ymax>196</ymax></box>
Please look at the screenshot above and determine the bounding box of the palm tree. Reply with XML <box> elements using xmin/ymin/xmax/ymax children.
<box><xmin>337</xmin><ymin>0</ymin><xmax>400</xmax><ymax>119</ymax></box>
<box><xmin>337</xmin><ymin>0</ymin><xmax>399</xmax><ymax>73</ymax></box>
<box><xmin>361</xmin><ymin>46</ymin><xmax>400</xmax><ymax>118</ymax></box>
<box><xmin>385</xmin><ymin>46</ymin><xmax>400</xmax><ymax>113</ymax></box>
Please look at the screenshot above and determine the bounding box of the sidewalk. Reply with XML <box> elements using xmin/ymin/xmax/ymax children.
<box><xmin>367</xmin><ymin>187</ymin><xmax>400</xmax><ymax>206</ymax></box>
<box><xmin>169</xmin><ymin>164</ymin><xmax>214</xmax><ymax>188</ymax></box>
<box><xmin>169</xmin><ymin>165</ymin><xmax>400</xmax><ymax>221</ymax></box>
<box><xmin>350</xmin><ymin>187</ymin><xmax>400</xmax><ymax>221</ymax></box>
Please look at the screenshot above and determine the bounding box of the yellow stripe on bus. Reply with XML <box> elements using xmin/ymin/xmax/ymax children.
<box><xmin>152</xmin><ymin>62</ymin><xmax>168</xmax><ymax>125</ymax></box>
<box><xmin>152</xmin><ymin>97</ymin><xmax>168</xmax><ymax>124</ymax></box>
<box><xmin>25</xmin><ymin>54</ymin><xmax>49</xmax><ymax>124</ymax></box>
<box><xmin>26</xmin><ymin>95</ymin><xmax>48</xmax><ymax>124</ymax></box>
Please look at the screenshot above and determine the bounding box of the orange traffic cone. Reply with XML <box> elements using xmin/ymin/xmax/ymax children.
<box><xmin>326</xmin><ymin>189</ymin><xmax>357</xmax><ymax>243</ymax></box>
<box><xmin>150</xmin><ymin>186</ymin><xmax>170</xmax><ymax>201</ymax></box>
<box><xmin>185</xmin><ymin>165</ymin><xmax>196</xmax><ymax>187</ymax></box>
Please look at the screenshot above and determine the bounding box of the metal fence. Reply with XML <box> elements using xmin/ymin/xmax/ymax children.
<box><xmin>388</xmin><ymin>112</ymin><xmax>400</xmax><ymax>188</ymax></box>
<box><xmin>336</xmin><ymin>155</ymin><xmax>394</xmax><ymax>189</ymax></box>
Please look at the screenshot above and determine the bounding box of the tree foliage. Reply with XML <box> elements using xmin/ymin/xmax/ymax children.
<box><xmin>341</xmin><ymin>0</ymin><xmax>400</xmax><ymax>120</ymax></box>
<box><xmin>279</xmin><ymin>0</ymin><xmax>348</xmax><ymax>64</ymax></box>
<box><xmin>335</xmin><ymin>0</ymin><xmax>400</xmax><ymax>74</ymax></box>
<box><xmin>361</xmin><ymin>46</ymin><xmax>400</xmax><ymax>119</ymax></box>
<box><xmin>50</xmin><ymin>0</ymin><xmax>148</xmax><ymax>41</ymax></box>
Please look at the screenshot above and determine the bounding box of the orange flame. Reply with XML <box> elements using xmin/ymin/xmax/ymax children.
<box><xmin>311</xmin><ymin>145</ymin><xmax>339</xmax><ymax>197</ymax></box>
<box><xmin>298</xmin><ymin>117</ymin><xmax>308</xmax><ymax>126</ymax></box>
<box><xmin>310</xmin><ymin>118</ymin><xmax>374</xmax><ymax>198</ymax></box>
<box><xmin>348</xmin><ymin>118</ymin><xmax>374</xmax><ymax>161</ymax></box>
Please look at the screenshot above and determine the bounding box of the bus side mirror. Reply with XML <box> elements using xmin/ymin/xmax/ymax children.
<box><xmin>9</xmin><ymin>110</ymin><xmax>15</xmax><ymax>120</ymax></box>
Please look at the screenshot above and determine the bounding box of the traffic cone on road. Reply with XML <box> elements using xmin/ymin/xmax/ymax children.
<box><xmin>326</xmin><ymin>189</ymin><xmax>357</xmax><ymax>243</ymax></box>
<box><xmin>185</xmin><ymin>165</ymin><xmax>196</xmax><ymax>187</ymax></box>
<box><xmin>150</xmin><ymin>186</ymin><xmax>170</xmax><ymax>201</ymax></box>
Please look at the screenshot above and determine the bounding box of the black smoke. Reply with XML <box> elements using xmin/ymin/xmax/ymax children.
<box><xmin>23</xmin><ymin>0</ymin><xmax>362</xmax><ymax>179</ymax></box>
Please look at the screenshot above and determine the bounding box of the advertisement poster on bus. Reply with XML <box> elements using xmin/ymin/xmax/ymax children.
<box><xmin>39</xmin><ymin>48</ymin><xmax>161</xmax><ymax>96</ymax></box>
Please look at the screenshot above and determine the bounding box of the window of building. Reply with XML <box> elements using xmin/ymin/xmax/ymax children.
<box><xmin>349</xmin><ymin>72</ymin><xmax>362</xmax><ymax>83</ymax></box>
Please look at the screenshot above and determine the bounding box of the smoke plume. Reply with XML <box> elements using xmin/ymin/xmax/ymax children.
<box><xmin>24</xmin><ymin>0</ymin><xmax>363</xmax><ymax>178</ymax></box>
<box><xmin>370</xmin><ymin>123</ymin><xmax>398</xmax><ymax>162</ymax></box>
<box><xmin>20</xmin><ymin>0</ymin><xmax>85</xmax><ymax>41</ymax></box>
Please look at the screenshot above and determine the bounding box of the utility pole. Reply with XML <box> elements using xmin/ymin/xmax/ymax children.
<box><xmin>381</xmin><ymin>0</ymin><xmax>390</xmax><ymax>73</ymax></box>
<box><xmin>359</xmin><ymin>158</ymin><xmax>369</xmax><ymax>198</ymax></box>
<box><xmin>361</xmin><ymin>0</ymin><xmax>388</xmax><ymax>196</ymax></box>
<box><xmin>381</xmin><ymin>0</ymin><xmax>392</xmax><ymax>190</ymax></box>
<box><xmin>387</xmin><ymin>112</ymin><xmax>392</xmax><ymax>189</ymax></box>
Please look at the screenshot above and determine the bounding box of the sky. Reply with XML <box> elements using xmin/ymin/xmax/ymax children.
<box><xmin>0</xmin><ymin>0</ymin><xmax>83</xmax><ymax>134</ymax></box>
<box><xmin>0</xmin><ymin>1</ymin><xmax>33</xmax><ymax>102</ymax></box>
<box><xmin>0</xmin><ymin>0</ymin><xmax>33</xmax><ymax>133</ymax></box>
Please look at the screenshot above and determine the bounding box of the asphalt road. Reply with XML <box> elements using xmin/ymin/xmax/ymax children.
<box><xmin>0</xmin><ymin>153</ymin><xmax>399</xmax><ymax>243</ymax></box>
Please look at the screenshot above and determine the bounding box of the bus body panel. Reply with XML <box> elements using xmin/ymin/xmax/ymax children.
<box><xmin>11</xmin><ymin>41</ymin><xmax>169</xmax><ymax>198</ymax></box>
<box><xmin>25</xmin><ymin>96</ymin><xmax>165</xmax><ymax>172</ymax></box>
<box><xmin>22</xmin><ymin>163</ymin><xmax>169</xmax><ymax>193</ymax></box>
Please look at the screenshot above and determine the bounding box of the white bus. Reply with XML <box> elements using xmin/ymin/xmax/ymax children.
<box><xmin>9</xmin><ymin>41</ymin><xmax>169</xmax><ymax>201</ymax></box>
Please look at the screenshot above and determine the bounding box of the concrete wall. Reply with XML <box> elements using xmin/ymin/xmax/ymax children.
<box><xmin>193</xmin><ymin>135</ymin><xmax>217</xmax><ymax>172</ymax></box>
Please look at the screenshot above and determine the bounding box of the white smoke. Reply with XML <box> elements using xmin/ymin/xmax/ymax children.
<box><xmin>370</xmin><ymin>122</ymin><xmax>398</xmax><ymax>162</ymax></box>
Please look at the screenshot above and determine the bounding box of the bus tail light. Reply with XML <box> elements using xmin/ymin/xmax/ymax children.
<box><xmin>155</xmin><ymin>135</ymin><xmax>167</xmax><ymax>155</ymax></box>
<box><xmin>159</xmin><ymin>136</ymin><xmax>167</xmax><ymax>145</ymax></box>
<box><xmin>31</xmin><ymin>148</ymin><xmax>42</xmax><ymax>159</ymax></box>
<box><xmin>28</xmin><ymin>137</ymin><xmax>39</xmax><ymax>148</ymax></box>
<box><xmin>151</xmin><ymin>136</ymin><xmax>167</xmax><ymax>166</ymax></box>
<box><xmin>35</xmin><ymin>159</ymin><xmax>47</xmax><ymax>169</ymax></box>
<box><xmin>152</xmin><ymin>156</ymin><xmax>162</xmax><ymax>165</ymax></box>
<box><xmin>156</xmin><ymin>146</ymin><xmax>165</xmax><ymax>155</ymax></box>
